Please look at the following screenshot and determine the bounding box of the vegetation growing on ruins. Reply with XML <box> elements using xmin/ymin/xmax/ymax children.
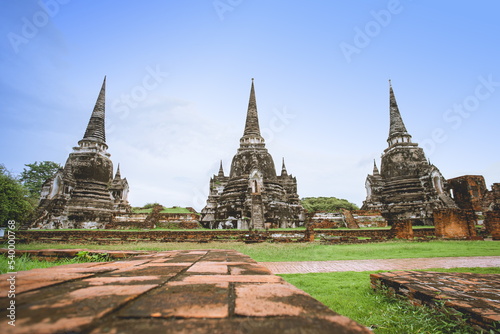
<box><xmin>132</xmin><ymin>204</ymin><xmax>194</xmax><ymax>214</ymax></box>
<box><xmin>301</xmin><ymin>196</ymin><xmax>359</xmax><ymax>212</ymax></box>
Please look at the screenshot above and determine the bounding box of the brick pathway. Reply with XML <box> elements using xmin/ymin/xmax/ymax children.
<box><xmin>260</xmin><ymin>256</ymin><xmax>500</xmax><ymax>274</ymax></box>
<box><xmin>0</xmin><ymin>250</ymin><xmax>371</xmax><ymax>334</ymax></box>
<box><xmin>371</xmin><ymin>271</ymin><xmax>500</xmax><ymax>331</ymax></box>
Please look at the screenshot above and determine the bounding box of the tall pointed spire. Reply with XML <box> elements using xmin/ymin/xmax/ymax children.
<box><xmin>218</xmin><ymin>160</ymin><xmax>225</xmax><ymax>177</ymax></box>
<box><xmin>373</xmin><ymin>160</ymin><xmax>380</xmax><ymax>175</ymax></box>
<box><xmin>243</xmin><ymin>78</ymin><xmax>261</xmax><ymax>137</ymax></box>
<box><xmin>240</xmin><ymin>79</ymin><xmax>265</xmax><ymax>147</ymax></box>
<box><xmin>387</xmin><ymin>80</ymin><xmax>412</xmax><ymax>146</ymax></box>
<box><xmin>81</xmin><ymin>76</ymin><xmax>107</xmax><ymax>144</ymax></box>
<box><xmin>281</xmin><ymin>158</ymin><xmax>288</xmax><ymax>176</ymax></box>
<box><xmin>114</xmin><ymin>163</ymin><xmax>121</xmax><ymax>180</ymax></box>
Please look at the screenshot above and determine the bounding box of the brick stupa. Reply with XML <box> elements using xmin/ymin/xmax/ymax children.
<box><xmin>200</xmin><ymin>79</ymin><xmax>304</xmax><ymax>229</ymax></box>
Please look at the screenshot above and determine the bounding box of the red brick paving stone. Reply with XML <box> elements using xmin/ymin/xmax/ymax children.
<box><xmin>0</xmin><ymin>271</ymin><xmax>97</xmax><ymax>294</ymax></box>
<box><xmin>89</xmin><ymin>317</ymin><xmax>370</xmax><ymax>334</ymax></box>
<box><xmin>181</xmin><ymin>274</ymin><xmax>285</xmax><ymax>283</ymax></box>
<box><xmin>371</xmin><ymin>271</ymin><xmax>500</xmax><ymax>332</ymax></box>
<box><xmin>119</xmin><ymin>282</ymin><xmax>230</xmax><ymax>319</ymax></box>
<box><xmin>150</xmin><ymin>258</ymin><xmax>178</xmax><ymax>263</ymax></box>
<box><xmin>202</xmin><ymin>250</ymin><xmax>232</xmax><ymax>262</ymax></box>
<box><xmin>230</xmin><ymin>263</ymin><xmax>273</xmax><ymax>275</ymax></box>
<box><xmin>3</xmin><ymin>284</ymin><xmax>157</xmax><ymax>334</ymax></box>
<box><xmin>40</xmin><ymin>265</ymin><xmax>124</xmax><ymax>275</ymax></box>
<box><xmin>90</xmin><ymin>259</ymin><xmax>154</xmax><ymax>270</ymax></box>
<box><xmin>107</xmin><ymin>263</ymin><xmax>190</xmax><ymax>276</ymax></box>
<box><xmin>146</xmin><ymin>251</ymin><xmax>181</xmax><ymax>258</ymax></box>
<box><xmin>164</xmin><ymin>254</ymin><xmax>206</xmax><ymax>263</ymax></box>
<box><xmin>42</xmin><ymin>262</ymin><xmax>102</xmax><ymax>269</ymax></box>
<box><xmin>485</xmin><ymin>314</ymin><xmax>500</xmax><ymax>322</ymax></box>
<box><xmin>186</xmin><ymin>261</ymin><xmax>230</xmax><ymax>274</ymax></box>
<box><xmin>183</xmin><ymin>250</ymin><xmax>210</xmax><ymax>255</ymax></box>
<box><xmin>235</xmin><ymin>282</ymin><xmax>334</xmax><ymax>317</ymax></box>
<box><xmin>233</xmin><ymin>282</ymin><xmax>372</xmax><ymax>334</ymax></box>
<box><xmin>82</xmin><ymin>276</ymin><xmax>164</xmax><ymax>285</ymax></box>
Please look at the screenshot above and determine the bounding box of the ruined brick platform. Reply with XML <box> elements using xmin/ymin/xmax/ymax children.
<box><xmin>0</xmin><ymin>250</ymin><xmax>371</xmax><ymax>333</ymax></box>
<box><xmin>0</xmin><ymin>248</ymin><xmax>150</xmax><ymax>261</ymax></box>
<box><xmin>371</xmin><ymin>271</ymin><xmax>500</xmax><ymax>332</ymax></box>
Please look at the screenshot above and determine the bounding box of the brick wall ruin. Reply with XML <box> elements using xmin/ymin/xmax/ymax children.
<box><xmin>484</xmin><ymin>211</ymin><xmax>500</xmax><ymax>240</ymax></box>
<box><xmin>7</xmin><ymin>228</ymin><xmax>436</xmax><ymax>244</ymax></box>
<box><xmin>433</xmin><ymin>209</ymin><xmax>478</xmax><ymax>239</ymax></box>
<box><xmin>389</xmin><ymin>220</ymin><xmax>414</xmax><ymax>239</ymax></box>
<box><xmin>447</xmin><ymin>175</ymin><xmax>488</xmax><ymax>211</ymax></box>
<box><xmin>107</xmin><ymin>210</ymin><xmax>200</xmax><ymax>229</ymax></box>
<box><xmin>310</xmin><ymin>210</ymin><xmax>387</xmax><ymax>229</ymax></box>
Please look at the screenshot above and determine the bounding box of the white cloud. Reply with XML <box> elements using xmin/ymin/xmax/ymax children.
<box><xmin>107</xmin><ymin>94</ymin><xmax>241</xmax><ymax>209</ymax></box>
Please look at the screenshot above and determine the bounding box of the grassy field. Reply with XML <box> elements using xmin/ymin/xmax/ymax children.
<box><xmin>281</xmin><ymin>267</ymin><xmax>500</xmax><ymax>334</ymax></box>
<box><xmin>11</xmin><ymin>240</ymin><xmax>500</xmax><ymax>262</ymax></box>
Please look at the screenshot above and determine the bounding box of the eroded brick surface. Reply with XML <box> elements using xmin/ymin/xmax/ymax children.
<box><xmin>371</xmin><ymin>271</ymin><xmax>500</xmax><ymax>332</ymax></box>
<box><xmin>119</xmin><ymin>282</ymin><xmax>230</xmax><ymax>318</ymax></box>
<box><xmin>434</xmin><ymin>209</ymin><xmax>478</xmax><ymax>239</ymax></box>
<box><xmin>0</xmin><ymin>249</ymin><xmax>372</xmax><ymax>333</ymax></box>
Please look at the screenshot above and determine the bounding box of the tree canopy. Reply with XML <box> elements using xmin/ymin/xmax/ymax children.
<box><xmin>19</xmin><ymin>161</ymin><xmax>61</xmax><ymax>200</ymax></box>
<box><xmin>301</xmin><ymin>197</ymin><xmax>359</xmax><ymax>212</ymax></box>
<box><xmin>0</xmin><ymin>165</ymin><xmax>36</xmax><ymax>226</ymax></box>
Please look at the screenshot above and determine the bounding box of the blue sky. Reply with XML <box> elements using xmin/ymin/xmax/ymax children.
<box><xmin>1</xmin><ymin>1</ymin><xmax>499</xmax><ymax>210</ymax></box>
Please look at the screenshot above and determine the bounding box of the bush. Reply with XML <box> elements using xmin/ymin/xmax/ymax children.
<box><xmin>301</xmin><ymin>197</ymin><xmax>359</xmax><ymax>212</ymax></box>
<box><xmin>142</xmin><ymin>203</ymin><xmax>163</xmax><ymax>209</ymax></box>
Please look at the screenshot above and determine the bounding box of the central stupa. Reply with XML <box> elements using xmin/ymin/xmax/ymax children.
<box><xmin>200</xmin><ymin>79</ymin><xmax>304</xmax><ymax>229</ymax></box>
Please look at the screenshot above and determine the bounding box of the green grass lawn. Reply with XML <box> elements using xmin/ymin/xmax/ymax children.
<box><xmin>10</xmin><ymin>240</ymin><xmax>500</xmax><ymax>262</ymax></box>
<box><xmin>280</xmin><ymin>267</ymin><xmax>500</xmax><ymax>334</ymax></box>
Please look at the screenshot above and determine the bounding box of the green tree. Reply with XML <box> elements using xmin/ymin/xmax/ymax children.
<box><xmin>301</xmin><ymin>197</ymin><xmax>359</xmax><ymax>212</ymax></box>
<box><xmin>0</xmin><ymin>165</ymin><xmax>36</xmax><ymax>226</ymax></box>
<box><xmin>19</xmin><ymin>161</ymin><xmax>61</xmax><ymax>200</ymax></box>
